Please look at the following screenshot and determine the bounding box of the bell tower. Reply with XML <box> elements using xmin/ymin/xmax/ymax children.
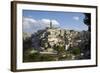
<box><xmin>50</xmin><ymin>20</ymin><xmax>52</xmax><ymax>29</ymax></box>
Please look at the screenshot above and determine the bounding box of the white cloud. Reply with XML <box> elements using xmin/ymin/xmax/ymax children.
<box><xmin>73</xmin><ymin>16</ymin><xmax>79</xmax><ymax>21</ymax></box>
<box><xmin>23</xmin><ymin>17</ymin><xmax>37</xmax><ymax>30</ymax></box>
<box><xmin>39</xmin><ymin>19</ymin><xmax>50</xmax><ymax>27</ymax></box>
<box><xmin>23</xmin><ymin>17</ymin><xmax>37</xmax><ymax>23</ymax></box>
<box><xmin>52</xmin><ymin>20</ymin><xmax>60</xmax><ymax>26</ymax></box>
<box><xmin>41</xmin><ymin>19</ymin><xmax>50</xmax><ymax>24</ymax></box>
<box><xmin>23</xmin><ymin>17</ymin><xmax>60</xmax><ymax>33</ymax></box>
<box><xmin>38</xmin><ymin>19</ymin><xmax>60</xmax><ymax>28</ymax></box>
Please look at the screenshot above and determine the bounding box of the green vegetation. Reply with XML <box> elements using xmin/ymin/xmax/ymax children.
<box><xmin>23</xmin><ymin>46</ymin><xmax>81</xmax><ymax>62</ymax></box>
<box><xmin>71</xmin><ymin>48</ymin><xmax>80</xmax><ymax>55</ymax></box>
<box><xmin>23</xmin><ymin>50</ymin><xmax>58</xmax><ymax>62</ymax></box>
<box><xmin>53</xmin><ymin>45</ymin><xmax>65</xmax><ymax>53</ymax></box>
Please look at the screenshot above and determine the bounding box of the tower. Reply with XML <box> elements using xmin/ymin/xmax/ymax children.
<box><xmin>50</xmin><ymin>20</ymin><xmax>52</xmax><ymax>28</ymax></box>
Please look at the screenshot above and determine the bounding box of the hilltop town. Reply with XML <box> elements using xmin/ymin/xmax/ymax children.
<box><xmin>23</xmin><ymin>21</ymin><xmax>90</xmax><ymax>62</ymax></box>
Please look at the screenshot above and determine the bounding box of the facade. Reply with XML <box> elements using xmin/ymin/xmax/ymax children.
<box><xmin>31</xmin><ymin>22</ymin><xmax>88</xmax><ymax>52</ymax></box>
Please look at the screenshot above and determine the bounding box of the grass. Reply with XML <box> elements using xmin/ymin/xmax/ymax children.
<box><xmin>23</xmin><ymin>47</ymin><xmax>81</xmax><ymax>62</ymax></box>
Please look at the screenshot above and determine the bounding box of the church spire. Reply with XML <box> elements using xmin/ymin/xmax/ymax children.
<box><xmin>50</xmin><ymin>20</ymin><xmax>52</xmax><ymax>28</ymax></box>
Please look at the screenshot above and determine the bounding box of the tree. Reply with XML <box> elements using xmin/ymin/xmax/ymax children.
<box><xmin>81</xmin><ymin>14</ymin><xmax>91</xmax><ymax>59</ymax></box>
<box><xmin>83</xmin><ymin>13</ymin><xmax>91</xmax><ymax>31</ymax></box>
<box><xmin>23</xmin><ymin>37</ymin><xmax>32</xmax><ymax>51</ymax></box>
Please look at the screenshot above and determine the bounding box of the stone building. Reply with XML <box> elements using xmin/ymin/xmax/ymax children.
<box><xmin>29</xmin><ymin>20</ymin><xmax>90</xmax><ymax>59</ymax></box>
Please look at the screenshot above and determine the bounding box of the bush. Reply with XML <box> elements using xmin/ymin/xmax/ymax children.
<box><xmin>72</xmin><ymin>48</ymin><xmax>80</xmax><ymax>55</ymax></box>
<box><xmin>23</xmin><ymin>52</ymin><xmax>41</xmax><ymax>62</ymax></box>
<box><xmin>40</xmin><ymin>54</ymin><xmax>57</xmax><ymax>61</ymax></box>
<box><xmin>23</xmin><ymin>51</ymin><xmax>57</xmax><ymax>62</ymax></box>
<box><xmin>53</xmin><ymin>45</ymin><xmax>65</xmax><ymax>53</ymax></box>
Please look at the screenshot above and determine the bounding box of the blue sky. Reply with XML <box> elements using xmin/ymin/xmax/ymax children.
<box><xmin>22</xmin><ymin>10</ymin><xmax>88</xmax><ymax>33</ymax></box>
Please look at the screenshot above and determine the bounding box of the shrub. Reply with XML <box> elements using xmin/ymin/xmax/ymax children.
<box><xmin>72</xmin><ymin>48</ymin><xmax>80</xmax><ymax>55</ymax></box>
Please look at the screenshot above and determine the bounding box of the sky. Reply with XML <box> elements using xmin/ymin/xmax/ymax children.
<box><xmin>22</xmin><ymin>10</ymin><xmax>88</xmax><ymax>34</ymax></box>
